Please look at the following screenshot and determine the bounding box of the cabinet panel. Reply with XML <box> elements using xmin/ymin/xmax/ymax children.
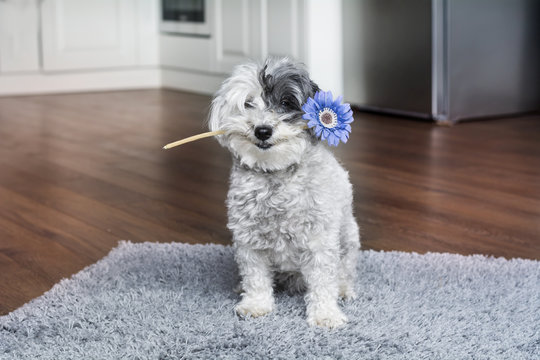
<box><xmin>160</xmin><ymin>34</ymin><xmax>212</xmax><ymax>72</ymax></box>
<box><xmin>41</xmin><ymin>0</ymin><xmax>138</xmax><ymax>71</ymax></box>
<box><xmin>221</xmin><ymin>0</ymin><xmax>249</xmax><ymax>57</ymax></box>
<box><xmin>267</xmin><ymin>0</ymin><xmax>300</xmax><ymax>59</ymax></box>
<box><xmin>0</xmin><ymin>0</ymin><xmax>40</xmax><ymax>73</ymax></box>
<box><xmin>214</xmin><ymin>0</ymin><xmax>262</xmax><ymax>73</ymax></box>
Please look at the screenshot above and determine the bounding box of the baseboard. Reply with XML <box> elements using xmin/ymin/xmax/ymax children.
<box><xmin>161</xmin><ymin>68</ymin><xmax>225</xmax><ymax>96</ymax></box>
<box><xmin>0</xmin><ymin>68</ymin><xmax>161</xmax><ymax>96</ymax></box>
<box><xmin>353</xmin><ymin>104</ymin><xmax>433</xmax><ymax>121</ymax></box>
<box><xmin>0</xmin><ymin>67</ymin><xmax>226</xmax><ymax>97</ymax></box>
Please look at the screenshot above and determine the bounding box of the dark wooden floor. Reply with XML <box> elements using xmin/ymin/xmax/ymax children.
<box><xmin>0</xmin><ymin>89</ymin><xmax>539</xmax><ymax>315</ymax></box>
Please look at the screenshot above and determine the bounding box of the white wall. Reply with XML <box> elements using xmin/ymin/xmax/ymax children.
<box><xmin>303</xmin><ymin>0</ymin><xmax>343</xmax><ymax>96</ymax></box>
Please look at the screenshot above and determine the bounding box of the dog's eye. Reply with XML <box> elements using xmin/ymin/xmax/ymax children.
<box><xmin>244</xmin><ymin>101</ymin><xmax>254</xmax><ymax>109</ymax></box>
<box><xmin>280</xmin><ymin>99</ymin><xmax>291</xmax><ymax>107</ymax></box>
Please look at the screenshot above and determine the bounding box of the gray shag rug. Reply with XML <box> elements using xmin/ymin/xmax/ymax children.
<box><xmin>1</xmin><ymin>241</ymin><xmax>539</xmax><ymax>359</ymax></box>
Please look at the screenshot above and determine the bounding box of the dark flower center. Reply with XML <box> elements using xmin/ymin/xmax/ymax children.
<box><xmin>321</xmin><ymin>112</ymin><xmax>333</xmax><ymax>125</ymax></box>
<box><xmin>318</xmin><ymin>108</ymin><xmax>338</xmax><ymax>128</ymax></box>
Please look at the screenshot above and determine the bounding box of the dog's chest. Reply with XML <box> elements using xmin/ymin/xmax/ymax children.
<box><xmin>227</xmin><ymin>168</ymin><xmax>320</xmax><ymax>252</ymax></box>
<box><xmin>230</xmin><ymin>172</ymin><xmax>308</xmax><ymax>221</ymax></box>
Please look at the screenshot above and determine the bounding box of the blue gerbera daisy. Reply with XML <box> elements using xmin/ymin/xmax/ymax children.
<box><xmin>301</xmin><ymin>91</ymin><xmax>354</xmax><ymax>146</ymax></box>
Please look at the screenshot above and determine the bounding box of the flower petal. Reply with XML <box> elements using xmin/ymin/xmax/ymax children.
<box><xmin>332</xmin><ymin>95</ymin><xmax>343</xmax><ymax>108</ymax></box>
<box><xmin>302</xmin><ymin>104</ymin><xmax>312</xmax><ymax>114</ymax></box>
<box><xmin>307</xmin><ymin>97</ymin><xmax>321</xmax><ymax>112</ymax></box>
<box><xmin>324</xmin><ymin>91</ymin><xmax>333</xmax><ymax>107</ymax></box>
<box><xmin>321</xmin><ymin>128</ymin><xmax>330</xmax><ymax>140</ymax></box>
<box><xmin>325</xmin><ymin>131</ymin><xmax>334</xmax><ymax>145</ymax></box>
<box><xmin>303</xmin><ymin>99</ymin><xmax>317</xmax><ymax>114</ymax></box>
<box><xmin>340</xmin><ymin>110</ymin><xmax>353</xmax><ymax>120</ymax></box>
<box><xmin>337</xmin><ymin>103</ymin><xmax>351</xmax><ymax>115</ymax></box>
<box><xmin>336</xmin><ymin>132</ymin><xmax>343</xmax><ymax>145</ymax></box>
<box><xmin>339</xmin><ymin>130</ymin><xmax>349</xmax><ymax>143</ymax></box>
<box><xmin>340</xmin><ymin>109</ymin><xmax>353</xmax><ymax>118</ymax></box>
<box><xmin>302</xmin><ymin>112</ymin><xmax>317</xmax><ymax>121</ymax></box>
<box><xmin>314</xmin><ymin>91</ymin><xmax>323</xmax><ymax>105</ymax></box>
<box><xmin>326</xmin><ymin>131</ymin><xmax>333</xmax><ymax>145</ymax></box>
<box><xmin>307</xmin><ymin>119</ymin><xmax>319</xmax><ymax>128</ymax></box>
<box><xmin>334</xmin><ymin>134</ymin><xmax>340</xmax><ymax>146</ymax></box>
<box><xmin>343</xmin><ymin>116</ymin><xmax>354</xmax><ymax>124</ymax></box>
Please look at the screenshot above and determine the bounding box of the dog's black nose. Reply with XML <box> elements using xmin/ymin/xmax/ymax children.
<box><xmin>254</xmin><ymin>125</ymin><xmax>273</xmax><ymax>141</ymax></box>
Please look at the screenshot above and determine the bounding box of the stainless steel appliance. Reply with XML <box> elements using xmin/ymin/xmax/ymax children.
<box><xmin>343</xmin><ymin>0</ymin><xmax>540</xmax><ymax>124</ymax></box>
<box><xmin>160</xmin><ymin>0</ymin><xmax>211</xmax><ymax>36</ymax></box>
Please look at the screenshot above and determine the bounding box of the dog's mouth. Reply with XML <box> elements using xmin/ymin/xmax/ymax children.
<box><xmin>256</xmin><ymin>142</ymin><xmax>273</xmax><ymax>150</ymax></box>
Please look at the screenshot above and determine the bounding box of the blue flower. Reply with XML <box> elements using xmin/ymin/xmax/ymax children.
<box><xmin>301</xmin><ymin>91</ymin><xmax>354</xmax><ymax>146</ymax></box>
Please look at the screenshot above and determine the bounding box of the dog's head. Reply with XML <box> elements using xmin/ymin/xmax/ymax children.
<box><xmin>209</xmin><ymin>57</ymin><xmax>319</xmax><ymax>171</ymax></box>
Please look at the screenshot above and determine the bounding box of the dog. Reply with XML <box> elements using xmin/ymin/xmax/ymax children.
<box><xmin>208</xmin><ymin>57</ymin><xmax>360</xmax><ymax>328</ymax></box>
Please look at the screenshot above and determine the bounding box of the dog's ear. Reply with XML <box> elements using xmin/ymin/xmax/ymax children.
<box><xmin>208</xmin><ymin>94</ymin><xmax>225</xmax><ymax>132</ymax></box>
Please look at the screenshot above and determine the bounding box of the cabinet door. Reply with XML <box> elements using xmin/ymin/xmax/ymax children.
<box><xmin>40</xmin><ymin>0</ymin><xmax>138</xmax><ymax>71</ymax></box>
<box><xmin>266</xmin><ymin>0</ymin><xmax>303</xmax><ymax>60</ymax></box>
<box><xmin>0</xmin><ymin>0</ymin><xmax>40</xmax><ymax>73</ymax></box>
<box><xmin>213</xmin><ymin>0</ymin><xmax>263</xmax><ymax>73</ymax></box>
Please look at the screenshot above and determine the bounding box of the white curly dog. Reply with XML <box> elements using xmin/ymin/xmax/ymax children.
<box><xmin>209</xmin><ymin>57</ymin><xmax>360</xmax><ymax>328</ymax></box>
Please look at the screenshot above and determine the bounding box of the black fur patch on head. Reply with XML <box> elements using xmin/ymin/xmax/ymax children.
<box><xmin>258</xmin><ymin>59</ymin><xmax>319</xmax><ymax>118</ymax></box>
<box><xmin>259</xmin><ymin>64</ymin><xmax>274</xmax><ymax>95</ymax></box>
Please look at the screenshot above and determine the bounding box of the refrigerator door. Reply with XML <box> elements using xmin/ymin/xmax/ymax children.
<box><xmin>434</xmin><ymin>0</ymin><xmax>540</xmax><ymax>123</ymax></box>
<box><xmin>343</xmin><ymin>0</ymin><xmax>432</xmax><ymax>119</ymax></box>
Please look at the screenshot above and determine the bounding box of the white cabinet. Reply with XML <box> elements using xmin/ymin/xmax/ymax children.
<box><xmin>0</xmin><ymin>0</ymin><xmax>341</xmax><ymax>96</ymax></box>
<box><xmin>40</xmin><ymin>0</ymin><xmax>138</xmax><ymax>71</ymax></box>
<box><xmin>0</xmin><ymin>0</ymin><xmax>40</xmax><ymax>73</ymax></box>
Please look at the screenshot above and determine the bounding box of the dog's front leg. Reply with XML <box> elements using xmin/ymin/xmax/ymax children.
<box><xmin>302</xmin><ymin>237</ymin><xmax>347</xmax><ymax>328</ymax></box>
<box><xmin>234</xmin><ymin>246</ymin><xmax>275</xmax><ymax>318</ymax></box>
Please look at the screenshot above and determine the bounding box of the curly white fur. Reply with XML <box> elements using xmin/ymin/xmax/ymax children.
<box><xmin>209</xmin><ymin>58</ymin><xmax>360</xmax><ymax>328</ymax></box>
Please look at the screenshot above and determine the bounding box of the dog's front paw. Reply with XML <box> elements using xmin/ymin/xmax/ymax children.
<box><xmin>235</xmin><ymin>296</ymin><xmax>274</xmax><ymax>318</ymax></box>
<box><xmin>339</xmin><ymin>284</ymin><xmax>357</xmax><ymax>301</ymax></box>
<box><xmin>307</xmin><ymin>306</ymin><xmax>348</xmax><ymax>329</ymax></box>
